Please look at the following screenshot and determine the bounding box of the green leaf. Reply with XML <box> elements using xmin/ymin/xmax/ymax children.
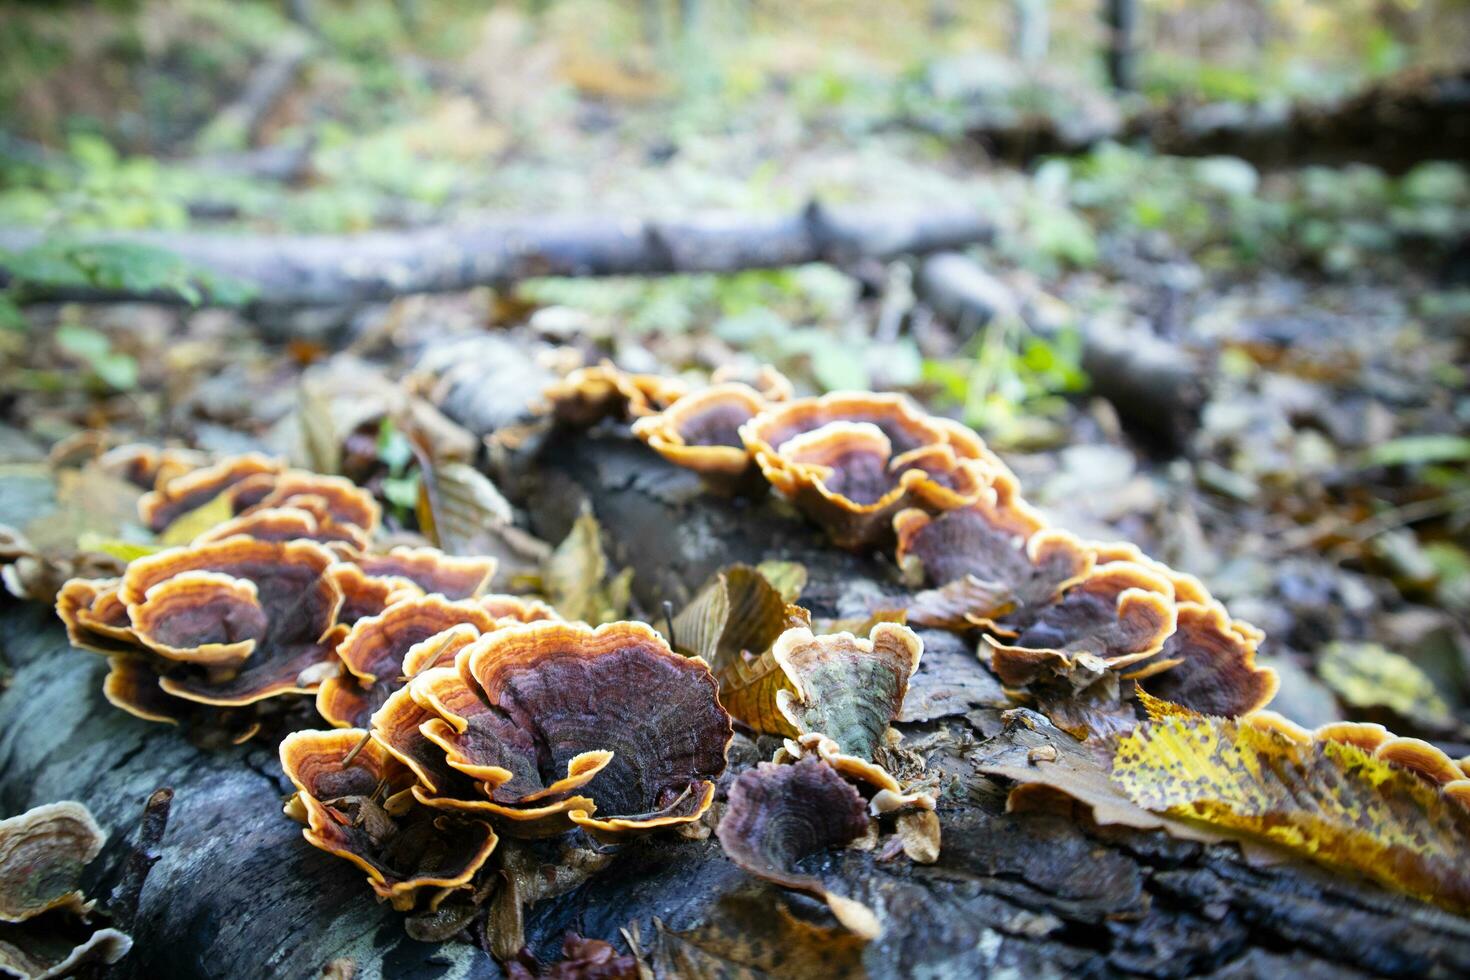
<box><xmin>0</xmin><ymin>294</ymin><xmax>25</xmax><ymax>332</ymax></box>
<box><xmin>1365</xmin><ymin>435</ymin><xmax>1470</xmax><ymax>468</ymax></box>
<box><xmin>92</xmin><ymin>351</ymin><xmax>138</xmax><ymax>391</ymax></box>
<box><xmin>55</xmin><ymin>324</ymin><xmax>111</xmax><ymax>360</ymax></box>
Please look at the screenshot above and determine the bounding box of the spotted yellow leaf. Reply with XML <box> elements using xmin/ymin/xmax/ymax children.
<box><xmin>1112</xmin><ymin>714</ymin><xmax>1470</xmax><ymax>913</ymax></box>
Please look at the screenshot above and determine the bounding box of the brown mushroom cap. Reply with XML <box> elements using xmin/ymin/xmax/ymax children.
<box><xmin>985</xmin><ymin>562</ymin><xmax>1179</xmax><ymax>686</ymax></box>
<box><xmin>1088</xmin><ymin>541</ymin><xmax>1212</xmax><ymax>605</ymax></box>
<box><xmin>55</xmin><ymin>578</ymin><xmax>136</xmax><ymax>656</ymax></box>
<box><xmin>897</xmin><ymin>502</ymin><xmax>1092</xmax><ymax>630</ymax></box>
<box><xmin>327</xmin><ymin>563</ymin><xmax>425</xmax><ymax>625</ymax></box>
<box><xmin>317</xmin><ymin>596</ymin><xmax>498</xmax><ymax>728</ymax></box>
<box><xmin>241</xmin><ymin>472</ymin><xmax>381</xmax><ymax>535</ymax></box>
<box><xmin>715</xmin><ymin>759</ymin><xmax>878</xmax><ymax>938</ymax></box>
<box><xmin>193</xmin><ymin>506</ymin><xmax>370</xmax><ymax>551</ymax></box>
<box><xmin>741</xmin><ymin>392</ymin><xmax>949</xmax><ymax>461</ymax></box>
<box><xmin>406</xmin><ymin>621</ymin><xmax>732</xmax><ymax>838</ymax></box>
<box><xmin>138</xmin><ymin>452</ymin><xmax>284</xmax><ymax>532</ymax></box>
<box><xmin>631</xmin><ymin>383</ymin><xmax>767</xmax><ymax>490</ymax></box>
<box><xmin>371</xmin><ymin>626</ymin><xmax>485</xmax><ymax>793</ymax></box>
<box><xmin>545</xmin><ymin>363</ymin><xmax>690</xmax><ymax>426</ymax></box>
<box><xmin>279</xmin><ymin>729</ymin><xmax>498</xmax><ymax>910</ymax></box>
<box><xmin>353</xmin><ymin>547</ymin><xmax>497</xmax><ymax>600</ymax></box>
<box><xmin>120</xmin><ymin>538</ymin><xmax>344</xmax><ymax>706</ymax></box>
<box><xmin>1136</xmin><ymin>602</ymin><xmax>1278</xmax><ymax>718</ymax></box>
<box><xmin>102</xmin><ymin>655</ymin><xmax>194</xmax><ymax>724</ymax></box>
<box><xmin>477</xmin><ymin>594</ymin><xmax>559</xmax><ymax>624</ymax></box>
<box><xmin>710</xmin><ymin>363</ymin><xmax>796</xmax><ymax>402</ymax></box>
<box><xmin>749</xmin><ymin>420</ymin><xmax>992</xmax><ymax>551</ymax></box>
<box><xmin>126</xmin><ymin>569</ymin><xmax>269</xmax><ymax>668</ymax></box>
<box><xmin>98</xmin><ymin>443</ymin><xmax>208</xmax><ymax>491</ymax></box>
<box><xmin>0</xmin><ymin>802</ymin><xmax>104</xmax><ymax>923</ymax></box>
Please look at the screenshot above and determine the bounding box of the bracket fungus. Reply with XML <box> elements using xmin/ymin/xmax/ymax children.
<box><xmin>545</xmin><ymin>363</ymin><xmax>689</xmax><ymax>426</ymax></box>
<box><xmin>631</xmin><ymin>382</ymin><xmax>768</xmax><ymax>492</ymax></box>
<box><xmin>350</xmin><ymin>546</ymin><xmax>497</xmax><ymax>601</ymax></box>
<box><xmin>745</xmin><ymin>416</ymin><xmax>993</xmax><ymax>551</ymax></box>
<box><xmin>1133</xmin><ymin>601</ymin><xmax>1279</xmax><ymax>719</ymax></box>
<box><xmin>58</xmin><ymin>537</ymin><xmax>346</xmax><ymax>720</ymax></box>
<box><xmin>896</xmin><ymin>501</ymin><xmax>1092</xmax><ymax>630</ymax></box>
<box><xmin>280</xmin><ymin>730</ymin><xmax>498</xmax><ymax>910</ymax></box>
<box><xmin>716</xmin><ymin>759</ymin><xmax>879</xmax><ymax>939</ymax></box>
<box><xmin>317</xmin><ymin>595</ymin><xmax>499</xmax><ymax>728</ymax></box>
<box><xmin>137</xmin><ymin>452</ymin><xmax>284</xmax><ymax>533</ymax></box>
<box><xmin>389</xmin><ymin>621</ymin><xmax>732</xmax><ymax>840</ymax></box>
<box><xmin>984</xmin><ymin>562</ymin><xmax>1178</xmax><ymax>685</ymax></box>
<box><xmin>0</xmin><ymin>802</ymin><xmax>132</xmax><ymax>980</ymax></box>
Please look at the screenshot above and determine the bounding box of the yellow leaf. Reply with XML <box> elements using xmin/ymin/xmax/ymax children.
<box><xmin>157</xmin><ymin>491</ymin><xmax>235</xmax><ymax>546</ymax></box>
<box><xmin>75</xmin><ymin>532</ymin><xmax>161</xmax><ymax>563</ymax></box>
<box><xmin>670</xmin><ymin>565</ymin><xmax>808</xmax><ymax>737</ymax></box>
<box><xmin>1112</xmin><ymin>715</ymin><xmax>1470</xmax><ymax>913</ymax></box>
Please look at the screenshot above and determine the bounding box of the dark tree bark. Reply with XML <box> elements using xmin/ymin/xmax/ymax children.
<box><xmin>6</xmin><ymin>417</ymin><xmax>1470</xmax><ymax>977</ymax></box>
<box><xmin>1103</xmin><ymin>0</ymin><xmax>1139</xmax><ymax>93</ymax></box>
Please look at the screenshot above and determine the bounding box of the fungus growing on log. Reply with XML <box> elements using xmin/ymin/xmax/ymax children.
<box><xmin>896</xmin><ymin>497</ymin><xmax>1092</xmax><ymax>630</ymax></box>
<box><xmin>984</xmin><ymin>562</ymin><xmax>1178</xmax><ymax>685</ymax></box>
<box><xmin>766</xmin><ymin>623</ymin><xmax>934</xmax><ymax>811</ymax></box>
<box><xmin>352</xmin><ymin>546</ymin><xmax>497</xmax><ymax>600</ymax></box>
<box><xmin>772</xmin><ymin>624</ymin><xmax>923</xmax><ymax>774</ymax></box>
<box><xmin>477</xmin><ymin>594</ymin><xmax>559</xmax><ymax>623</ymax></box>
<box><xmin>741</xmin><ymin>392</ymin><xmax>950</xmax><ymax>461</ymax></box>
<box><xmin>1134</xmin><ymin>601</ymin><xmax>1278</xmax><ymax>718</ymax></box>
<box><xmin>545</xmin><ymin>363</ymin><xmax>689</xmax><ymax>425</ymax></box>
<box><xmin>716</xmin><ymin>759</ymin><xmax>879</xmax><ymax>938</ymax></box>
<box><xmin>193</xmin><ymin>506</ymin><xmax>370</xmax><ymax>551</ymax></box>
<box><xmin>137</xmin><ymin>453</ymin><xmax>284</xmax><ymax>532</ymax></box>
<box><xmin>395</xmin><ymin>621</ymin><xmax>732</xmax><ymax>839</ymax></box>
<box><xmin>710</xmin><ymin>362</ymin><xmax>796</xmax><ymax>402</ymax></box>
<box><xmin>631</xmin><ymin>382</ymin><xmax>767</xmax><ymax>491</ymax></box>
<box><xmin>55</xmin><ymin>578</ymin><xmax>135</xmax><ymax>656</ymax></box>
<box><xmin>56</xmin><ymin>537</ymin><xmax>346</xmax><ymax>716</ymax></box>
<box><xmin>747</xmin><ymin>419</ymin><xmax>992</xmax><ymax>550</ymax></box>
<box><xmin>280</xmin><ymin>729</ymin><xmax>498</xmax><ymax>910</ymax></box>
<box><xmin>327</xmin><ymin>562</ymin><xmax>424</xmax><ymax>624</ymax></box>
<box><xmin>317</xmin><ymin>595</ymin><xmax>498</xmax><ymax>728</ymax></box>
<box><xmin>0</xmin><ymin>802</ymin><xmax>132</xmax><ymax>979</ymax></box>
<box><xmin>97</xmin><ymin>443</ymin><xmax>207</xmax><ymax>491</ymax></box>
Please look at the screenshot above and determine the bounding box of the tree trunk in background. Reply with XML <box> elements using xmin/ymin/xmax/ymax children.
<box><xmin>1013</xmin><ymin>0</ymin><xmax>1050</xmax><ymax>67</ymax></box>
<box><xmin>1104</xmin><ymin>0</ymin><xmax>1138</xmax><ymax>92</ymax></box>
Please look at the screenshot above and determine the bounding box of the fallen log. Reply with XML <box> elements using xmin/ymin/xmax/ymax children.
<box><xmin>0</xmin><ymin>203</ymin><xmax>995</xmax><ymax>308</ymax></box>
<box><xmin>945</xmin><ymin>67</ymin><xmax>1470</xmax><ymax>172</ymax></box>
<box><xmin>6</xmin><ymin>417</ymin><xmax>1467</xmax><ymax>976</ymax></box>
<box><xmin>915</xmin><ymin>251</ymin><xmax>1206</xmax><ymax>449</ymax></box>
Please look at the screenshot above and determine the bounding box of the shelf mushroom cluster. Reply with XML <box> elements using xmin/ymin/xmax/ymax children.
<box><xmin>55</xmin><ymin>452</ymin><xmax>507</xmax><ymax>730</ymax></box>
<box><xmin>558</xmin><ymin>363</ymin><xmax>1281</xmax><ymax>736</ymax></box>
<box><xmin>282</xmin><ymin>620</ymin><xmax>733</xmax><ymax>907</ymax></box>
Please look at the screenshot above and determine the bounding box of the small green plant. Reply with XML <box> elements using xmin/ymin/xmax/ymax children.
<box><xmin>922</xmin><ymin>319</ymin><xmax>1088</xmax><ymax>447</ymax></box>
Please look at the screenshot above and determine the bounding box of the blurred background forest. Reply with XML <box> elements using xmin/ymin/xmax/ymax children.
<box><xmin>1</xmin><ymin>0</ymin><xmax>1469</xmax><ymax>742</ymax></box>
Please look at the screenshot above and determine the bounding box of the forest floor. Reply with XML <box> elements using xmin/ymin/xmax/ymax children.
<box><xmin>3</xmin><ymin>0</ymin><xmax>1470</xmax><ymax>791</ymax></box>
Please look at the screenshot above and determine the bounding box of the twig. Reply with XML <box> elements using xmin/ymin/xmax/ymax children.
<box><xmin>108</xmin><ymin>787</ymin><xmax>174</xmax><ymax>932</ymax></box>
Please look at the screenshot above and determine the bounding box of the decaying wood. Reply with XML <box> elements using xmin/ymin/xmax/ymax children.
<box><xmin>915</xmin><ymin>251</ymin><xmax>1205</xmax><ymax>447</ymax></box>
<box><xmin>5</xmin><ymin>416</ymin><xmax>1470</xmax><ymax>976</ymax></box>
<box><xmin>0</xmin><ymin>203</ymin><xmax>995</xmax><ymax>308</ymax></box>
<box><xmin>954</xmin><ymin>67</ymin><xmax>1470</xmax><ymax>172</ymax></box>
